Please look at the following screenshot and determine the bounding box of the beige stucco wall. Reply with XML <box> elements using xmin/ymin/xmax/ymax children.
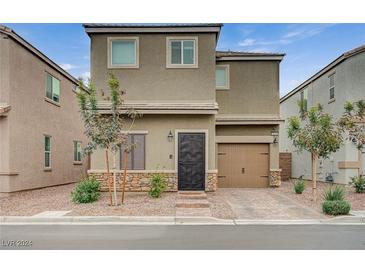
<box><xmin>280</xmin><ymin>52</ymin><xmax>365</xmax><ymax>184</ymax></box>
<box><xmin>90</xmin><ymin>114</ymin><xmax>216</xmax><ymax>171</ymax></box>
<box><xmin>90</xmin><ymin>33</ymin><xmax>217</xmax><ymax>103</ymax></box>
<box><xmin>216</xmin><ymin>60</ymin><xmax>280</xmax><ymax>115</ymax></box>
<box><xmin>0</xmin><ymin>36</ymin><xmax>88</xmax><ymax>193</ymax></box>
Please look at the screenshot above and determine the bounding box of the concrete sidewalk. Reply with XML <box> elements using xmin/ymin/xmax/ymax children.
<box><xmin>1</xmin><ymin>215</ymin><xmax>364</xmax><ymax>225</ymax></box>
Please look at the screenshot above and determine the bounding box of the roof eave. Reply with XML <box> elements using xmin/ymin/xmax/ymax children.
<box><xmin>0</xmin><ymin>25</ymin><xmax>78</xmax><ymax>85</ymax></box>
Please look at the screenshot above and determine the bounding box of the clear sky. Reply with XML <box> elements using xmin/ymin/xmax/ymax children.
<box><xmin>4</xmin><ymin>23</ymin><xmax>365</xmax><ymax>96</ymax></box>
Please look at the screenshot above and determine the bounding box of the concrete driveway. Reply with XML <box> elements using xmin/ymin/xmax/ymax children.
<box><xmin>216</xmin><ymin>188</ymin><xmax>324</xmax><ymax>220</ymax></box>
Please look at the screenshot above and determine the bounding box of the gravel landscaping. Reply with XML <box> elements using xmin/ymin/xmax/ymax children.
<box><xmin>277</xmin><ymin>180</ymin><xmax>365</xmax><ymax>214</ymax></box>
<box><xmin>1</xmin><ymin>180</ymin><xmax>364</xmax><ymax>218</ymax></box>
<box><xmin>0</xmin><ymin>183</ymin><xmax>177</xmax><ymax>216</ymax></box>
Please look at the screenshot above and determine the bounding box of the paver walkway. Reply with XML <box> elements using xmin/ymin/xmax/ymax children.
<box><xmin>216</xmin><ymin>188</ymin><xmax>324</xmax><ymax>219</ymax></box>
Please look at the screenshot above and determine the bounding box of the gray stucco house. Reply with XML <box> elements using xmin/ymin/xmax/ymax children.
<box><xmin>280</xmin><ymin>44</ymin><xmax>365</xmax><ymax>184</ymax></box>
<box><xmin>84</xmin><ymin>23</ymin><xmax>285</xmax><ymax>191</ymax></box>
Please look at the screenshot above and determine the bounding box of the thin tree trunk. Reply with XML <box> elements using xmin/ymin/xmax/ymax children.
<box><xmin>121</xmin><ymin>151</ymin><xmax>128</xmax><ymax>204</ymax></box>
<box><xmin>105</xmin><ymin>149</ymin><xmax>113</xmax><ymax>206</ymax></box>
<box><xmin>311</xmin><ymin>153</ymin><xmax>317</xmax><ymax>201</ymax></box>
<box><xmin>113</xmin><ymin>151</ymin><xmax>118</xmax><ymax>206</ymax></box>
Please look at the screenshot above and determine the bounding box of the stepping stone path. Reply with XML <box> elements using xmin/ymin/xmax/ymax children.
<box><xmin>175</xmin><ymin>191</ymin><xmax>211</xmax><ymax>217</ymax></box>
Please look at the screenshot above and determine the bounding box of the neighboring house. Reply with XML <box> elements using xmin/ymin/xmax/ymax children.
<box><xmin>280</xmin><ymin>44</ymin><xmax>365</xmax><ymax>184</ymax></box>
<box><xmin>84</xmin><ymin>23</ymin><xmax>284</xmax><ymax>192</ymax></box>
<box><xmin>0</xmin><ymin>25</ymin><xmax>88</xmax><ymax>194</ymax></box>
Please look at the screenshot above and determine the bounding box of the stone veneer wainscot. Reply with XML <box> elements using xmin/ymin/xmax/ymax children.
<box><xmin>88</xmin><ymin>170</ymin><xmax>218</xmax><ymax>192</ymax></box>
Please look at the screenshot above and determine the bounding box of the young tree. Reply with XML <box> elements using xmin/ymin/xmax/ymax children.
<box><xmin>338</xmin><ymin>100</ymin><xmax>365</xmax><ymax>150</ymax></box>
<box><xmin>77</xmin><ymin>74</ymin><xmax>138</xmax><ymax>205</ymax></box>
<box><xmin>287</xmin><ymin>104</ymin><xmax>344</xmax><ymax>199</ymax></box>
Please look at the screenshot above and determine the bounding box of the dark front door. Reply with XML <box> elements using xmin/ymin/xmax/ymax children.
<box><xmin>178</xmin><ymin>133</ymin><xmax>205</xmax><ymax>190</ymax></box>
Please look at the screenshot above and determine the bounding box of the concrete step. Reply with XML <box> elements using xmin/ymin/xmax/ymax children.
<box><xmin>175</xmin><ymin>199</ymin><xmax>210</xmax><ymax>209</ymax></box>
<box><xmin>177</xmin><ymin>192</ymin><xmax>207</xmax><ymax>200</ymax></box>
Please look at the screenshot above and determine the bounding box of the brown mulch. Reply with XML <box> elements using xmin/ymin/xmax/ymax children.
<box><xmin>278</xmin><ymin>180</ymin><xmax>365</xmax><ymax>214</ymax></box>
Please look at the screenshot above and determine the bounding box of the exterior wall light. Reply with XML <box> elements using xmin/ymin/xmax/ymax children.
<box><xmin>167</xmin><ymin>130</ymin><xmax>174</xmax><ymax>142</ymax></box>
<box><xmin>271</xmin><ymin>129</ymin><xmax>279</xmax><ymax>144</ymax></box>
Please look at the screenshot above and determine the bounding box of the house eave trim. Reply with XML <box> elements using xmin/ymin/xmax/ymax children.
<box><xmin>216</xmin><ymin>56</ymin><xmax>284</xmax><ymax>61</ymax></box>
<box><xmin>85</xmin><ymin>27</ymin><xmax>221</xmax><ymax>34</ymax></box>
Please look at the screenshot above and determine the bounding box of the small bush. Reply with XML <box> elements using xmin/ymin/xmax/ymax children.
<box><xmin>323</xmin><ymin>185</ymin><xmax>345</xmax><ymax>201</ymax></box>
<box><xmin>349</xmin><ymin>176</ymin><xmax>365</xmax><ymax>193</ymax></box>
<box><xmin>71</xmin><ymin>177</ymin><xmax>100</xmax><ymax>203</ymax></box>
<box><xmin>322</xmin><ymin>200</ymin><xmax>351</xmax><ymax>216</ymax></box>
<box><xmin>148</xmin><ymin>173</ymin><xmax>167</xmax><ymax>198</ymax></box>
<box><xmin>294</xmin><ymin>179</ymin><xmax>305</xmax><ymax>194</ymax></box>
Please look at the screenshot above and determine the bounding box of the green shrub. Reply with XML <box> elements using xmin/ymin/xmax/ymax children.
<box><xmin>349</xmin><ymin>176</ymin><xmax>365</xmax><ymax>193</ymax></box>
<box><xmin>71</xmin><ymin>176</ymin><xmax>100</xmax><ymax>203</ymax></box>
<box><xmin>148</xmin><ymin>173</ymin><xmax>167</xmax><ymax>198</ymax></box>
<box><xmin>294</xmin><ymin>179</ymin><xmax>305</xmax><ymax>194</ymax></box>
<box><xmin>322</xmin><ymin>200</ymin><xmax>351</xmax><ymax>216</ymax></box>
<box><xmin>323</xmin><ymin>185</ymin><xmax>345</xmax><ymax>201</ymax></box>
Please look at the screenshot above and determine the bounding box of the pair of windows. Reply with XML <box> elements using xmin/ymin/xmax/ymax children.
<box><xmin>120</xmin><ymin>134</ymin><xmax>146</xmax><ymax>170</ymax></box>
<box><xmin>45</xmin><ymin>73</ymin><xmax>60</xmax><ymax>103</ymax></box>
<box><xmin>43</xmin><ymin>136</ymin><xmax>82</xmax><ymax>168</ymax></box>
<box><xmin>108</xmin><ymin>37</ymin><xmax>198</xmax><ymax>68</ymax></box>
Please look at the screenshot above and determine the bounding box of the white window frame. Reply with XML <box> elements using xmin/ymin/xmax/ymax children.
<box><xmin>73</xmin><ymin>140</ymin><xmax>82</xmax><ymax>163</ymax></box>
<box><xmin>44</xmin><ymin>135</ymin><xmax>52</xmax><ymax>169</ymax></box>
<box><xmin>45</xmin><ymin>72</ymin><xmax>61</xmax><ymax>104</ymax></box>
<box><xmin>166</xmin><ymin>37</ymin><xmax>198</xmax><ymax>68</ymax></box>
<box><xmin>216</xmin><ymin>64</ymin><xmax>230</xmax><ymax>90</ymax></box>
<box><xmin>329</xmin><ymin>72</ymin><xmax>335</xmax><ymax>101</ymax></box>
<box><xmin>107</xmin><ymin>37</ymin><xmax>139</xmax><ymax>69</ymax></box>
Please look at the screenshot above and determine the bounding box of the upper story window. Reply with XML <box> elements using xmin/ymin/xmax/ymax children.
<box><xmin>166</xmin><ymin>37</ymin><xmax>198</xmax><ymax>68</ymax></box>
<box><xmin>216</xmin><ymin>65</ymin><xmax>230</xmax><ymax>90</ymax></box>
<box><xmin>329</xmin><ymin>73</ymin><xmax>335</xmax><ymax>100</ymax></box>
<box><xmin>108</xmin><ymin>37</ymin><xmax>139</xmax><ymax>68</ymax></box>
<box><xmin>45</xmin><ymin>73</ymin><xmax>60</xmax><ymax>103</ymax></box>
<box><xmin>300</xmin><ymin>87</ymin><xmax>308</xmax><ymax>114</ymax></box>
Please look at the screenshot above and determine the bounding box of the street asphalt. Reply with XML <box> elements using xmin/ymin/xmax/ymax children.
<box><xmin>1</xmin><ymin>224</ymin><xmax>365</xmax><ymax>249</ymax></box>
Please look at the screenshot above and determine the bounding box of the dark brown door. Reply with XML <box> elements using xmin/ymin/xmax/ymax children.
<box><xmin>218</xmin><ymin>143</ymin><xmax>269</xmax><ymax>188</ymax></box>
<box><xmin>178</xmin><ymin>133</ymin><xmax>205</xmax><ymax>190</ymax></box>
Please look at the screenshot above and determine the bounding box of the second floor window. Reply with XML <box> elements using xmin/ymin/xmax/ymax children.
<box><xmin>167</xmin><ymin>37</ymin><xmax>198</xmax><ymax>68</ymax></box>
<box><xmin>329</xmin><ymin>73</ymin><xmax>335</xmax><ymax>100</ymax></box>
<box><xmin>300</xmin><ymin>87</ymin><xmax>308</xmax><ymax>114</ymax></box>
<box><xmin>46</xmin><ymin>73</ymin><xmax>60</xmax><ymax>103</ymax></box>
<box><xmin>74</xmin><ymin>141</ymin><xmax>82</xmax><ymax>162</ymax></box>
<box><xmin>216</xmin><ymin>65</ymin><xmax>230</xmax><ymax>90</ymax></box>
<box><xmin>108</xmin><ymin>37</ymin><xmax>139</xmax><ymax>68</ymax></box>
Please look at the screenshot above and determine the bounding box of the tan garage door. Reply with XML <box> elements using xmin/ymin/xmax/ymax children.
<box><xmin>218</xmin><ymin>144</ymin><xmax>269</xmax><ymax>188</ymax></box>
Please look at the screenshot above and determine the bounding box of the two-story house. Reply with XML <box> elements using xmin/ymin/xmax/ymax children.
<box><xmin>280</xmin><ymin>44</ymin><xmax>365</xmax><ymax>185</ymax></box>
<box><xmin>0</xmin><ymin>25</ymin><xmax>88</xmax><ymax>195</ymax></box>
<box><xmin>84</xmin><ymin>24</ymin><xmax>284</xmax><ymax>192</ymax></box>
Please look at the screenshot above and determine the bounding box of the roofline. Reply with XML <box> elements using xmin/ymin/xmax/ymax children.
<box><xmin>0</xmin><ymin>25</ymin><xmax>78</xmax><ymax>85</ymax></box>
<box><xmin>216</xmin><ymin>55</ymin><xmax>285</xmax><ymax>61</ymax></box>
<box><xmin>83</xmin><ymin>24</ymin><xmax>223</xmax><ymax>44</ymax></box>
<box><xmin>280</xmin><ymin>44</ymin><xmax>365</xmax><ymax>104</ymax></box>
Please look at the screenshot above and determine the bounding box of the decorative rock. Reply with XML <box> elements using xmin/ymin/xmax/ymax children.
<box><xmin>269</xmin><ymin>169</ymin><xmax>282</xmax><ymax>187</ymax></box>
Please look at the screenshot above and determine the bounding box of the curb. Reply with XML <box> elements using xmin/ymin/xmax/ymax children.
<box><xmin>1</xmin><ymin>216</ymin><xmax>364</xmax><ymax>225</ymax></box>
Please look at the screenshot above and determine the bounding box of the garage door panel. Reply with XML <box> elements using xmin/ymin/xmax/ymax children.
<box><xmin>218</xmin><ymin>143</ymin><xmax>269</xmax><ymax>188</ymax></box>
